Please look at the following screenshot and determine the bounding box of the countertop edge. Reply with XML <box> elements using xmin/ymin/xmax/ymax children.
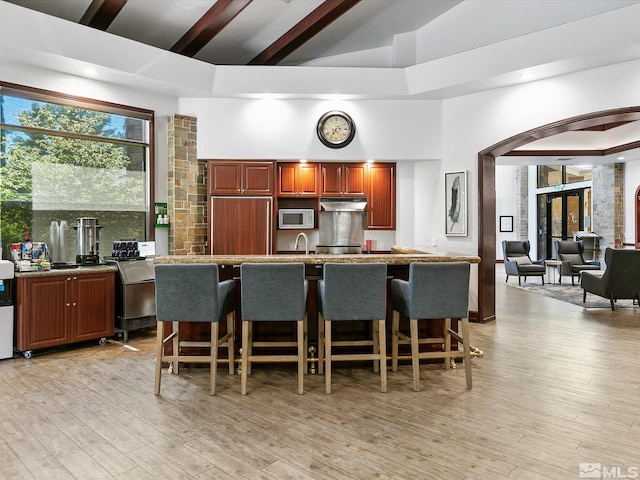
<box><xmin>152</xmin><ymin>247</ymin><xmax>480</xmax><ymax>266</ymax></box>
<box><xmin>14</xmin><ymin>265</ymin><xmax>117</xmax><ymax>277</ymax></box>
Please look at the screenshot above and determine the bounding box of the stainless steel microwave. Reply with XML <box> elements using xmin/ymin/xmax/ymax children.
<box><xmin>278</xmin><ymin>208</ymin><xmax>315</xmax><ymax>229</ymax></box>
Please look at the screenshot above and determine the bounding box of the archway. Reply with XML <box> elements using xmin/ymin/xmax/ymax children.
<box><xmin>477</xmin><ymin>106</ymin><xmax>640</xmax><ymax>323</ymax></box>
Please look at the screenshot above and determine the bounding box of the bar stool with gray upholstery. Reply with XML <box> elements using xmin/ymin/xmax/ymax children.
<box><xmin>240</xmin><ymin>263</ymin><xmax>308</xmax><ymax>395</ymax></box>
<box><xmin>391</xmin><ymin>262</ymin><xmax>472</xmax><ymax>392</ymax></box>
<box><xmin>154</xmin><ymin>263</ymin><xmax>235</xmax><ymax>396</ymax></box>
<box><xmin>317</xmin><ymin>262</ymin><xmax>388</xmax><ymax>394</ymax></box>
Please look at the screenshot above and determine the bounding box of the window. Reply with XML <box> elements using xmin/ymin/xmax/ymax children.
<box><xmin>537</xmin><ymin>165</ymin><xmax>592</xmax><ymax>188</ymax></box>
<box><xmin>0</xmin><ymin>82</ymin><xmax>153</xmax><ymax>264</ymax></box>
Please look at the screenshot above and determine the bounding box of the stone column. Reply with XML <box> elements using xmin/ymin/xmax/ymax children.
<box><xmin>515</xmin><ymin>166</ymin><xmax>529</xmax><ymax>239</ymax></box>
<box><xmin>592</xmin><ymin>163</ymin><xmax>624</xmax><ymax>255</ymax></box>
<box><xmin>167</xmin><ymin>114</ymin><xmax>207</xmax><ymax>255</ymax></box>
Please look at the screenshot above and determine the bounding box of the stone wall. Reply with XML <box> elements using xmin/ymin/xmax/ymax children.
<box><xmin>515</xmin><ymin>166</ymin><xmax>529</xmax><ymax>239</ymax></box>
<box><xmin>167</xmin><ymin>114</ymin><xmax>207</xmax><ymax>255</ymax></box>
<box><xmin>592</xmin><ymin>163</ymin><xmax>624</xmax><ymax>252</ymax></box>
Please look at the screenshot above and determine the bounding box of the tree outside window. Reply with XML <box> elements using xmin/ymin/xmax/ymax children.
<box><xmin>0</xmin><ymin>90</ymin><xmax>151</xmax><ymax>263</ymax></box>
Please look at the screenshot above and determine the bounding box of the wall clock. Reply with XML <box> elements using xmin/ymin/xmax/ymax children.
<box><xmin>317</xmin><ymin>111</ymin><xmax>355</xmax><ymax>148</ymax></box>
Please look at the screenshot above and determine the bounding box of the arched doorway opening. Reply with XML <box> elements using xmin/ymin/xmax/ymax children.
<box><xmin>477</xmin><ymin>106</ymin><xmax>640</xmax><ymax>323</ymax></box>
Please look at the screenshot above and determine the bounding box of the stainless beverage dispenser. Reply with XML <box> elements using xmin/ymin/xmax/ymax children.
<box><xmin>75</xmin><ymin>217</ymin><xmax>102</xmax><ymax>264</ymax></box>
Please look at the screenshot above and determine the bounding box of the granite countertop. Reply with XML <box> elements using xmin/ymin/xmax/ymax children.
<box><xmin>153</xmin><ymin>246</ymin><xmax>480</xmax><ymax>266</ymax></box>
<box><xmin>14</xmin><ymin>265</ymin><xmax>118</xmax><ymax>277</ymax></box>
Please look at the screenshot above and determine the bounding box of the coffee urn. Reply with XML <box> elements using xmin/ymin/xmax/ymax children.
<box><xmin>75</xmin><ymin>217</ymin><xmax>102</xmax><ymax>264</ymax></box>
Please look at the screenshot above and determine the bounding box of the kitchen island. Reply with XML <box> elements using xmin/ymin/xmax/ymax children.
<box><xmin>152</xmin><ymin>248</ymin><xmax>480</xmax><ymax>366</ymax></box>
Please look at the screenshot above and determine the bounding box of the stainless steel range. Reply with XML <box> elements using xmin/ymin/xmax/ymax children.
<box><xmin>316</xmin><ymin>197</ymin><xmax>366</xmax><ymax>254</ymax></box>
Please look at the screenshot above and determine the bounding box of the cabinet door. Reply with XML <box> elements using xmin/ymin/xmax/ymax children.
<box><xmin>243</xmin><ymin>162</ymin><xmax>274</xmax><ymax>195</ymax></box>
<box><xmin>367</xmin><ymin>163</ymin><xmax>396</xmax><ymax>230</ymax></box>
<box><xmin>208</xmin><ymin>161</ymin><xmax>242</xmax><ymax>195</ymax></box>
<box><xmin>211</xmin><ymin>197</ymin><xmax>272</xmax><ymax>254</ymax></box>
<box><xmin>296</xmin><ymin>163</ymin><xmax>319</xmax><ymax>196</ymax></box>
<box><xmin>321</xmin><ymin>163</ymin><xmax>366</xmax><ymax>196</ymax></box>
<box><xmin>344</xmin><ymin>164</ymin><xmax>366</xmax><ymax>196</ymax></box>
<box><xmin>278</xmin><ymin>163</ymin><xmax>319</xmax><ymax>197</ymax></box>
<box><xmin>277</xmin><ymin>163</ymin><xmax>298</xmax><ymax>196</ymax></box>
<box><xmin>71</xmin><ymin>272</ymin><xmax>115</xmax><ymax>342</ymax></box>
<box><xmin>320</xmin><ymin>164</ymin><xmax>343</xmax><ymax>196</ymax></box>
<box><xmin>16</xmin><ymin>275</ymin><xmax>70</xmax><ymax>351</ymax></box>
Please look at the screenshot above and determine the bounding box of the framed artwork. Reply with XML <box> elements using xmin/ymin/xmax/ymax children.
<box><xmin>499</xmin><ymin>215</ymin><xmax>513</xmax><ymax>232</ymax></box>
<box><xmin>445</xmin><ymin>170</ymin><xmax>467</xmax><ymax>236</ymax></box>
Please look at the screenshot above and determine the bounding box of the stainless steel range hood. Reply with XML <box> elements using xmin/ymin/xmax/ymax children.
<box><xmin>319</xmin><ymin>197</ymin><xmax>367</xmax><ymax>212</ymax></box>
<box><xmin>317</xmin><ymin>197</ymin><xmax>367</xmax><ymax>254</ymax></box>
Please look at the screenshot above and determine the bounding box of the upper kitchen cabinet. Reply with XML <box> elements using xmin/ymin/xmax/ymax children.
<box><xmin>277</xmin><ymin>162</ymin><xmax>320</xmax><ymax>197</ymax></box>
<box><xmin>320</xmin><ymin>163</ymin><xmax>366</xmax><ymax>197</ymax></box>
<box><xmin>366</xmin><ymin>163</ymin><xmax>396</xmax><ymax>230</ymax></box>
<box><xmin>208</xmin><ymin>160</ymin><xmax>274</xmax><ymax>196</ymax></box>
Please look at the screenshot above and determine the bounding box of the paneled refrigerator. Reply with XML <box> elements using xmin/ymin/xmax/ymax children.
<box><xmin>210</xmin><ymin>196</ymin><xmax>273</xmax><ymax>255</ymax></box>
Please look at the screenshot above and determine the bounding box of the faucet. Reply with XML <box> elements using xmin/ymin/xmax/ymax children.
<box><xmin>294</xmin><ymin>232</ymin><xmax>309</xmax><ymax>255</ymax></box>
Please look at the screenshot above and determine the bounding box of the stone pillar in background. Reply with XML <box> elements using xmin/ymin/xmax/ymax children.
<box><xmin>515</xmin><ymin>166</ymin><xmax>529</xmax><ymax>239</ymax></box>
<box><xmin>167</xmin><ymin>114</ymin><xmax>207</xmax><ymax>255</ymax></box>
<box><xmin>592</xmin><ymin>163</ymin><xmax>624</xmax><ymax>256</ymax></box>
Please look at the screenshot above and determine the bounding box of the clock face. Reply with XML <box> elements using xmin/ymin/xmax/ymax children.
<box><xmin>317</xmin><ymin>111</ymin><xmax>355</xmax><ymax>148</ymax></box>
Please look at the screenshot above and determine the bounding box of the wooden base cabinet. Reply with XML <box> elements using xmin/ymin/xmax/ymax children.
<box><xmin>16</xmin><ymin>270</ymin><xmax>115</xmax><ymax>357</ymax></box>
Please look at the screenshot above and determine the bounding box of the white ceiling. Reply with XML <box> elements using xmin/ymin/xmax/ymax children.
<box><xmin>2</xmin><ymin>0</ymin><xmax>638</xmax><ymax>68</ymax></box>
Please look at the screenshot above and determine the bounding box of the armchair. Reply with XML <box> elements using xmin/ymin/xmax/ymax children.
<box><xmin>581</xmin><ymin>248</ymin><xmax>640</xmax><ymax>310</ymax></box>
<box><xmin>554</xmin><ymin>240</ymin><xmax>601</xmax><ymax>285</ymax></box>
<box><xmin>502</xmin><ymin>240</ymin><xmax>546</xmax><ymax>286</ymax></box>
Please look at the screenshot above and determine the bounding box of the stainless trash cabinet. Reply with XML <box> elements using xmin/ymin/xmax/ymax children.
<box><xmin>110</xmin><ymin>258</ymin><xmax>156</xmax><ymax>343</ymax></box>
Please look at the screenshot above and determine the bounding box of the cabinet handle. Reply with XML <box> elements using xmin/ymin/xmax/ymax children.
<box><xmin>66</xmin><ymin>303</ymin><xmax>71</xmax><ymax>307</ymax></box>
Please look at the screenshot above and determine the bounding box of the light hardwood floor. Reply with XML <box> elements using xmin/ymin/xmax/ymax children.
<box><xmin>1</xmin><ymin>272</ymin><xmax>639</xmax><ymax>479</ymax></box>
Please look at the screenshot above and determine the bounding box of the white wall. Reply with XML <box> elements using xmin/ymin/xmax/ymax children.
<box><xmin>495</xmin><ymin>165</ymin><xmax>519</xmax><ymax>259</ymax></box>
<box><xmin>178</xmin><ymin>98</ymin><xmax>442</xmax><ymax>162</ymax></box>
<box><xmin>435</xmin><ymin>59</ymin><xmax>640</xmax><ymax>258</ymax></box>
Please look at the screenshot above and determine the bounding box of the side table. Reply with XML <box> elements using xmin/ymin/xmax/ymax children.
<box><xmin>544</xmin><ymin>260</ymin><xmax>563</xmax><ymax>284</ymax></box>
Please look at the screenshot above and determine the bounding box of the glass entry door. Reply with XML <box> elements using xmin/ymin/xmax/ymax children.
<box><xmin>543</xmin><ymin>189</ymin><xmax>590</xmax><ymax>258</ymax></box>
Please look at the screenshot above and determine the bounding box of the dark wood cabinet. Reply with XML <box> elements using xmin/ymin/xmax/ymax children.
<box><xmin>208</xmin><ymin>160</ymin><xmax>274</xmax><ymax>196</ymax></box>
<box><xmin>210</xmin><ymin>196</ymin><xmax>273</xmax><ymax>254</ymax></box>
<box><xmin>277</xmin><ymin>162</ymin><xmax>319</xmax><ymax>197</ymax></box>
<box><xmin>366</xmin><ymin>163</ymin><xmax>396</xmax><ymax>230</ymax></box>
<box><xmin>320</xmin><ymin>163</ymin><xmax>366</xmax><ymax>197</ymax></box>
<box><xmin>16</xmin><ymin>270</ymin><xmax>115</xmax><ymax>356</ymax></box>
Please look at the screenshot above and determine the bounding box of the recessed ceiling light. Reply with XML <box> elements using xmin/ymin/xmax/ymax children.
<box><xmin>617</xmin><ymin>156</ymin><xmax>625</xmax><ymax>160</ymax></box>
<box><xmin>84</xmin><ymin>67</ymin><xmax>98</xmax><ymax>76</ymax></box>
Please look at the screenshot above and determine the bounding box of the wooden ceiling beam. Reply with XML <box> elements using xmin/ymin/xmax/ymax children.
<box><xmin>171</xmin><ymin>0</ymin><xmax>253</xmax><ymax>57</ymax></box>
<box><xmin>80</xmin><ymin>0</ymin><xmax>127</xmax><ymax>31</ymax></box>
<box><xmin>249</xmin><ymin>0</ymin><xmax>361</xmax><ymax>66</ymax></box>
